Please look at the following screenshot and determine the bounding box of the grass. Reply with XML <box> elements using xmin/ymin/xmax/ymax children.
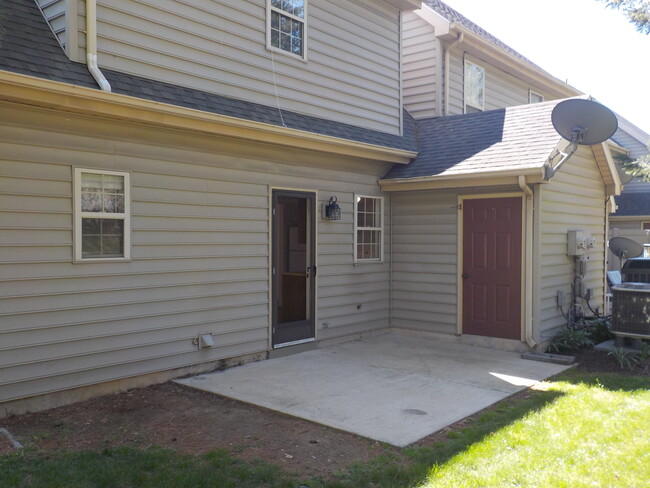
<box><xmin>1</xmin><ymin>371</ymin><xmax>649</xmax><ymax>488</ymax></box>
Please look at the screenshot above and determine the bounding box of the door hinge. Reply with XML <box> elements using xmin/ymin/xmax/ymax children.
<box><xmin>272</xmin><ymin>267</ymin><xmax>276</xmax><ymax>276</ymax></box>
<box><xmin>272</xmin><ymin>208</ymin><xmax>276</xmax><ymax>216</ymax></box>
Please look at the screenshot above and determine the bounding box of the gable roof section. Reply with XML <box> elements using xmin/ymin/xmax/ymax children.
<box><xmin>0</xmin><ymin>0</ymin><xmax>417</xmax><ymax>154</ymax></box>
<box><xmin>383</xmin><ymin>100</ymin><xmax>563</xmax><ymax>182</ymax></box>
<box><xmin>422</xmin><ymin>0</ymin><xmax>545</xmax><ymax>73</ymax></box>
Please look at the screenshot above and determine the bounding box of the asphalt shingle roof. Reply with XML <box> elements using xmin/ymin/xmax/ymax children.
<box><xmin>0</xmin><ymin>0</ymin><xmax>417</xmax><ymax>152</ymax></box>
<box><xmin>423</xmin><ymin>0</ymin><xmax>550</xmax><ymax>75</ymax></box>
<box><xmin>384</xmin><ymin>100</ymin><xmax>564</xmax><ymax>180</ymax></box>
<box><xmin>614</xmin><ymin>192</ymin><xmax>650</xmax><ymax>216</ymax></box>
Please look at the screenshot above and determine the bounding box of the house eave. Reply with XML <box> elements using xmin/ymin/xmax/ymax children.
<box><xmin>380</xmin><ymin>167</ymin><xmax>546</xmax><ymax>191</ymax></box>
<box><xmin>383</xmin><ymin>0</ymin><xmax>422</xmax><ymax>11</ymax></box>
<box><xmin>0</xmin><ymin>70</ymin><xmax>417</xmax><ymax>164</ymax></box>
<box><xmin>451</xmin><ymin>27</ymin><xmax>581</xmax><ymax>99</ymax></box>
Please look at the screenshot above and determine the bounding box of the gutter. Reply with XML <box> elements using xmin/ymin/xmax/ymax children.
<box><xmin>0</xmin><ymin>71</ymin><xmax>416</xmax><ymax>163</ymax></box>
<box><xmin>85</xmin><ymin>0</ymin><xmax>111</xmax><ymax>92</ymax></box>
<box><xmin>518</xmin><ymin>176</ymin><xmax>536</xmax><ymax>348</ymax></box>
<box><xmin>444</xmin><ymin>31</ymin><xmax>463</xmax><ymax>115</ymax></box>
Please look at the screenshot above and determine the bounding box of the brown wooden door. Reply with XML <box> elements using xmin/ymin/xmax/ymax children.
<box><xmin>272</xmin><ymin>190</ymin><xmax>316</xmax><ymax>347</ymax></box>
<box><xmin>462</xmin><ymin>197</ymin><xmax>522</xmax><ymax>339</ymax></box>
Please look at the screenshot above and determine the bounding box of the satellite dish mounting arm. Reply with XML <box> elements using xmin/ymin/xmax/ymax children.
<box><xmin>544</xmin><ymin>127</ymin><xmax>586</xmax><ymax>180</ymax></box>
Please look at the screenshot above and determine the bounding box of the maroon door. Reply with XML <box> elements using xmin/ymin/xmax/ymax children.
<box><xmin>462</xmin><ymin>197</ymin><xmax>522</xmax><ymax>339</ymax></box>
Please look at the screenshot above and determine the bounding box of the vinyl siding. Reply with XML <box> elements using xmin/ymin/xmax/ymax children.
<box><xmin>70</xmin><ymin>0</ymin><xmax>402</xmax><ymax>135</ymax></box>
<box><xmin>0</xmin><ymin>104</ymin><xmax>391</xmax><ymax>403</ymax></box>
<box><xmin>447</xmin><ymin>50</ymin><xmax>558</xmax><ymax>115</ymax></box>
<box><xmin>613</xmin><ymin>128</ymin><xmax>649</xmax><ymax>159</ymax></box>
<box><xmin>537</xmin><ymin>146</ymin><xmax>608</xmax><ymax>340</ymax></box>
<box><xmin>401</xmin><ymin>12</ymin><xmax>439</xmax><ymax>119</ymax></box>
<box><xmin>390</xmin><ymin>191</ymin><xmax>458</xmax><ymax>334</ymax></box>
<box><xmin>37</xmin><ymin>0</ymin><xmax>67</xmax><ymax>48</ymax></box>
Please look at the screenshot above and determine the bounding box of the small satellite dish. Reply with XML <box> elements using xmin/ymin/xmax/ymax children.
<box><xmin>551</xmin><ymin>99</ymin><xmax>618</xmax><ymax>145</ymax></box>
<box><xmin>609</xmin><ymin>236</ymin><xmax>643</xmax><ymax>262</ymax></box>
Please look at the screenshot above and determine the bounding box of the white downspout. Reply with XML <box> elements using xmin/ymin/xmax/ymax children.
<box><xmin>519</xmin><ymin>176</ymin><xmax>537</xmax><ymax>348</ymax></box>
<box><xmin>444</xmin><ymin>31</ymin><xmax>463</xmax><ymax>116</ymax></box>
<box><xmin>86</xmin><ymin>0</ymin><xmax>111</xmax><ymax>92</ymax></box>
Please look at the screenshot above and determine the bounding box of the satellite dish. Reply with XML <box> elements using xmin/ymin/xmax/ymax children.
<box><xmin>551</xmin><ymin>99</ymin><xmax>618</xmax><ymax>145</ymax></box>
<box><xmin>545</xmin><ymin>98</ymin><xmax>618</xmax><ymax>180</ymax></box>
<box><xmin>609</xmin><ymin>236</ymin><xmax>643</xmax><ymax>263</ymax></box>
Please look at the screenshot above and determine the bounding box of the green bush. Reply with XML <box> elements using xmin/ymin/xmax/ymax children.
<box><xmin>547</xmin><ymin>328</ymin><xmax>593</xmax><ymax>354</ymax></box>
<box><xmin>587</xmin><ymin>320</ymin><xmax>615</xmax><ymax>344</ymax></box>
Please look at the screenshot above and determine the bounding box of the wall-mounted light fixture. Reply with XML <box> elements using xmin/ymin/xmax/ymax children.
<box><xmin>325</xmin><ymin>196</ymin><xmax>341</xmax><ymax>221</ymax></box>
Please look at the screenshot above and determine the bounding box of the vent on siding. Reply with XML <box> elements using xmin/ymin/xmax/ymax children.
<box><xmin>36</xmin><ymin>0</ymin><xmax>67</xmax><ymax>50</ymax></box>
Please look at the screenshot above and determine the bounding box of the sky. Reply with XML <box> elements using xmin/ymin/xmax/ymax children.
<box><xmin>437</xmin><ymin>0</ymin><xmax>650</xmax><ymax>137</ymax></box>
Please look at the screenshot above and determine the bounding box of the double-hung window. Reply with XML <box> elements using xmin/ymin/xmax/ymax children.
<box><xmin>354</xmin><ymin>195</ymin><xmax>383</xmax><ymax>262</ymax></box>
<box><xmin>268</xmin><ymin>0</ymin><xmax>306</xmax><ymax>58</ymax></box>
<box><xmin>529</xmin><ymin>90</ymin><xmax>544</xmax><ymax>104</ymax></box>
<box><xmin>74</xmin><ymin>168</ymin><xmax>130</xmax><ymax>261</ymax></box>
<box><xmin>464</xmin><ymin>60</ymin><xmax>485</xmax><ymax>113</ymax></box>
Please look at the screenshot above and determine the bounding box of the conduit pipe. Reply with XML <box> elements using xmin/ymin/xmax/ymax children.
<box><xmin>443</xmin><ymin>32</ymin><xmax>463</xmax><ymax>115</ymax></box>
<box><xmin>518</xmin><ymin>176</ymin><xmax>537</xmax><ymax>348</ymax></box>
<box><xmin>86</xmin><ymin>0</ymin><xmax>111</xmax><ymax>92</ymax></box>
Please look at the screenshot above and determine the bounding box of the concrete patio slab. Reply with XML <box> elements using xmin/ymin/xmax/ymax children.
<box><xmin>175</xmin><ymin>334</ymin><xmax>571</xmax><ymax>447</ymax></box>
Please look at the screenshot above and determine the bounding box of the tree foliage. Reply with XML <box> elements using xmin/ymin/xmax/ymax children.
<box><xmin>615</xmin><ymin>147</ymin><xmax>650</xmax><ymax>181</ymax></box>
<box><xmin>598</xmin><ymin>0</ymin><xmax>650</xmax><ymax>34</ymax></box>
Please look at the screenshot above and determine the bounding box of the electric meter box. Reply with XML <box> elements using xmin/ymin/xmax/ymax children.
<box><xmin>567</xmin><ymin>230</ymin><xmax>592</xmax><ymax>256</ymax></box>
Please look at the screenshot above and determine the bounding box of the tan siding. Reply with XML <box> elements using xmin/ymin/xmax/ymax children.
<box><xmin>69</xmin><ymin>0</ymin><xmax>403</xmax><ymax>134</ymax></box>
<box><xmin>537</xmin><ymin>146</ymin><xmax>608</xmax><ymax>340</ymax></box>
<box><xmin>390</xmin><ymin>191</ymin><xmax>458</xmax><ymax>334</ymax></box>
<box><xmin>0</xmin><ymin>106</ymin><xmax>391</xmax><ymax>402</ymax></box>
<box><xmin>402</xmin><ymin>12</ymin><xmax>438</xmax><ymax>119</ymax></box>
<box><xmin>446</xmin><ymin>50</ymin><xmax>561</xmax><ymax>115</ymax></box>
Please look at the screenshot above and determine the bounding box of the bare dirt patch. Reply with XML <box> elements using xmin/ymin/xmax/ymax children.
<box><xmin>1</xmin><ymin>348</ymin><xmax>645</xmax><ymax>478</ymax></box>
<box><xmin>0</xmin><ymin>382</ymin><xmax>395</xmax><ymax>478</ymax></box>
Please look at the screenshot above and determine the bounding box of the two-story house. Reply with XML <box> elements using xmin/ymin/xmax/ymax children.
<box><xmin>0</xmin><ymin>0</ymin><xmax>627</xmax><ymax>416</ymax></box>
<box><xmin>607</xmin><ymin>118</ymin><xmax>650</xmax><ymax>269</ymax></box>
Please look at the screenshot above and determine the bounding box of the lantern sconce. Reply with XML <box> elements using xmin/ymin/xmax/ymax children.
<box><xmin>324</xmin><ymin>196</ymin><xmax>341</xmax><ymax>221</ymax></box>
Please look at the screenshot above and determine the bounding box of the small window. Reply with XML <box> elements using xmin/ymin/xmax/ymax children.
<box><xmin>529</xmin><ymin>90</ymin><xmax>544</xmax><ymax>104</ymax></box>
<box><xmin>642</xmin><ymin>222</ymin><xmax>650</xmax><ymax>231</ymax></box>
<box><xmin>268</xmin><ymin>0</ymin><xmax>306</xmax><ymax>58</ymax></box>
<box><xmin>354</xmin><ymin>195</ymin><xmax>383</xmax><ymax>262</ymax></box>
<box><xmin>74</xmin><ymin>168</ymin><xmax>130</xmax><ymax>261</ymax></box>
<box><xmin>464</xmin><ymin>60</ymin><xmax>485</xmax><ymax>113</ymax></box>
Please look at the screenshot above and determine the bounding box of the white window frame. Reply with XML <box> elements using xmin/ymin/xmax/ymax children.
<box><xmin>266</xmin><ymin>0</ymin><xmax>308</xmax><ymax>60</ymax></box>
<box><xmin>354</xmin><ymin>195</ymin><xmax>384</xmax><ymax>263</ymax></box>
<box><xmin>464</xmin><ymin>59</ymin><xmax>485</xmax><ymax>113</ymax></box>
<box><xmin>74</xmin><ymin>167</ymin><xmax>131</xmax><ymax>262</ymax></box>
<box><xmin>529</xmin><ymin>90</ymin><xmax>544</xmax><ymax>104</ymax></box>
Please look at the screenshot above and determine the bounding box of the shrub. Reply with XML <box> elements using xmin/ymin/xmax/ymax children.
<box><xmin>547</xmin><ymin>329</ymin><xmax>593</xmax><ymax>354</ymax></box>
<box><xmin>587</xmin><ymin>320</ymin><xmax>615</xmax><ymax>344</ymax></box>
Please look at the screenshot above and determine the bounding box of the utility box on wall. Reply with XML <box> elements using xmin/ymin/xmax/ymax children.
<box><xmin>567</xmin><ymin>230</ymin><xmax>595</xmax><ymax>256</ymax></box>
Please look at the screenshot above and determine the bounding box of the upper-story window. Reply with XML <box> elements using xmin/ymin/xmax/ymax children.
<box><xmin>529</xmin><ymin>90</ymin><xmax>544</xmax><ymax>104</ymax></box>
<box><xmin>268</xmin><ymin>0</ymin><xmax>307</xmax><ymax>59</ymax></box>
<box><xmin>464</xmin><ymin>60</ymin><xmax>485</xmax><ymax>113</ymax></box>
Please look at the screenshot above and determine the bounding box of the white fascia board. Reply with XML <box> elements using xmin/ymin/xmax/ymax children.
<box><xmin>383</xmin><ymin>0</ymin><xmax>422</xmax><ymax>11</ymax></box>
<box><xmin>414</xmin><ymin>3</ymin><xmax>451</xmax><ymax>37</ymax></box>
<box><xmin>616</xmin><ymin>115</ymin><xmax>650</xmax><ymax>146</ymax></box>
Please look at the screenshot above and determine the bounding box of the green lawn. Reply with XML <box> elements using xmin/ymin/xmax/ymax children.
<box><xmin>2</xmin><ymin>371</ymin><xmax>649</xmax><ymax>488</ymax></box>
